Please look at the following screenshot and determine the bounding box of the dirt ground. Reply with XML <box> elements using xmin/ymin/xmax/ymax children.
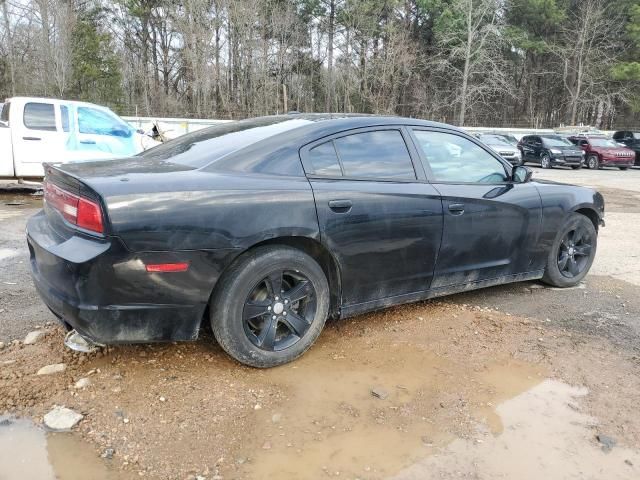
<box><xmin>1</xmin><ymin>168</ymin><xmax>640</xmax><ymax>479</ymax></box>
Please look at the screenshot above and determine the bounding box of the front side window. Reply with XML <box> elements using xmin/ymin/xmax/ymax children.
<box><xmin>413</xmin><ymin>130</ymin><xmax>508</xmax><ymax>184</ymax></box>
<box><xmin>78</xmin><ymin>107</ymin><xmax>132</xmax><ymax>137</ymax></box>
<box><xmin>24</xmin><ymin>102</ymin><xmax>56</xmax><ymax>131</ymax></box>
<box><xmin>332</xmin><ymin>130</ymin><xmax>416</xmax><ymax>180</ymax></box>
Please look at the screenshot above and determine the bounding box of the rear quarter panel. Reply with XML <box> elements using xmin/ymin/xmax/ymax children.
<box><xmin>88</xmin><ymin>170</ymin><xmax>320</xmax><ymax>253</ymax></box>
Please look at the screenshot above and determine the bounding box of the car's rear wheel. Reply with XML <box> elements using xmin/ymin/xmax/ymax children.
<box><xmin>619</xmin><ymin>166</ymin><xmax>629</xmax><ymax>171</ymax></box>
<box><xmin>587</xmin><ymin>155</ymin><xmax>599</xmax><ymax>169</ymax></box>
<box><xmin>210</xmin><ymin>245</ymin><xmax>330</xmax><ymax>368</ymax></box>
<box><xmin>541</xmin><ymin>154</ymin><xmax>552</xmax><ymax>169</ymax></box>
<box><xmin>542</xmin><ymin>213</ymin><xmax>597</xmax><ymax>288</ymax></box>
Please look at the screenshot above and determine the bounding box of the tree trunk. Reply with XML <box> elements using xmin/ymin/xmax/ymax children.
<box><xmin>325</xmin><ymin>0</ymin><xmax>335</xmax><ymax>113</ymax></box>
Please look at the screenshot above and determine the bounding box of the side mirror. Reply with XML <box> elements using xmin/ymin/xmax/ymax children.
<box><xmin>513</xmin><ymin>165</ymin><xmax>533</xmax><ymax>183</ymax></box>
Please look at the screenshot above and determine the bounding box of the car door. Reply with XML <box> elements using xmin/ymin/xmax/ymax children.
<box><xmin>520</xmin><ymin>136</ymin><xmax>535</xmax><ymax>161</ymax></box>
<box><xmin>11</xmin><ymin>100</ymin><xmax>67</xmax><ymax>174</ymax></box>
<box><xmin>409</xmin><ymin>128</ymin><xmax>543</xmax><ymax>289</ymax></box>
<box><xmin>300</xmin><ymin>127</ymin><xmax>444</xmax><ymax>308</ymax></box>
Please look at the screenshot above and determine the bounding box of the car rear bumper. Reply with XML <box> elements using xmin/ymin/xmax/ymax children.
<box><xmin>27</xmin><ymin>210</ymin><xmax>233</xmax><ymax>344</ymax></box>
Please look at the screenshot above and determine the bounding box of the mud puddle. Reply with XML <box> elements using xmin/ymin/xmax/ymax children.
<box><xmin>0</xmin><ymin>192</ymin><xmax>42</xmax><ymax>208</ymax></box>
<box><xmin>394</xmin><ymin>379</ymin><xmax>640</xmax><ymax>479</ymax></box>
<box><xmin>237</xmin><ymin>341</ymin><xmax>547</xmax><ymax>479</ymax></box>
<box><xmin>0</xmin><ymin>417</ymin><xmax>131</xmax><ymax>480</ymax></box>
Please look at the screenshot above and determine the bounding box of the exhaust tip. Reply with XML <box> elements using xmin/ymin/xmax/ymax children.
<box><xmin>64</xmin><ymin>329</ymin><xmax>104</xmax><ymax>353</ymax></box>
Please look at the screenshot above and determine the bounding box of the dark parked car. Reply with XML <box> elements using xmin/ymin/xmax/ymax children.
<box><xmin>28</xmin><ymin>115</ymin><xmax>604</xmax><ymax>367</ymax></box>
<box><xmin>518</xmin><ymin>134</ymin><xmax>585</xmax><ymax>169</ymax></box>
<box><xmin>568</xmin><ymin>135</ymin><xmax>635</xmax><ymax>170</ymax></box>
<box><xmin>611</xmin><ymin>131</ymin><xmax>640</xmax><ymax>166</ymax></box>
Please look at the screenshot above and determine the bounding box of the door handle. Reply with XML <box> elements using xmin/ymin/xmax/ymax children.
<box><xmin>448</xmin><ymin>203</ymin><xmax>465</xmax><ymax>215</ymax></box>
<box><xmin>328</xmin><ymin>199</ymin><xmax>352</xmax><ymax>213</ymax></box>
<box><xmin>80</xmin><ymin>140</ymin><xmax>96</xmax><ymax>145</ymax></box>
<box><xmin>23</xmin><ymin>136</ymin><xmax>41</xmax><ymax>141</ymax></box>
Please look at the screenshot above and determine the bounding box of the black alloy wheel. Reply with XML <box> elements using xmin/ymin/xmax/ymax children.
<box><xmin>542</xmin><ymin>213</ymin><xmax>597</xmax><ymax>287</ymax></box>
<box><xmin>556</xmin><ymin>227</ymin><xmax>592</xmax><ymax>278</ymax></box>
<box><xmin>210</xmin><ymin>245</ymin><xmax>330</xmax><ymax>368</ymax></box>
<box><xmin>242</xmin><ymin>269</ymin><xmax>316</xmax><ymax>351</ymax></box>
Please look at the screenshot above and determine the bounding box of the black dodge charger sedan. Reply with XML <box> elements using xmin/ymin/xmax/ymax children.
<box><xmin>28</xmin><ymin>114</ymin><xmax>604</xmax><ymax>367</ymax></box>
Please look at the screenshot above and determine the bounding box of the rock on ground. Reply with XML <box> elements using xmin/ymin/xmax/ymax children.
<box><xmin>37</xmin><ymin>363</ymin><xmax>66</xmax><ymax>375</ymax></box>
<box><xmin>43</xmin><ymin>406</ymin><xmax>83</xmax><ymax>431</ymax></box>
<box><xmin>23</xmin><ymin>330</ymin><xmax>45</xmax><ymax>345</ymax></box>
<box><xmin>74</xmin><ymin>377</ymin><xmax>91</xmax><ymax>389</ymax></box>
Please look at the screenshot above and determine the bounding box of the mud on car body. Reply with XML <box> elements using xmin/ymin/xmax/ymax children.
<box><xmin>27</xmin><ymin>114</ymin><xmax>605</xmax><ymax>367</ymax></box>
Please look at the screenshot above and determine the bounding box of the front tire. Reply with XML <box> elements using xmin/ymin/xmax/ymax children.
<box><xmin>210</xmin><ymin>245</ymin><xmax>330</xmax><ymax>368</ymax></box>
<box><xmin>542</xmin><ymin>213</ymin><xmax>597</xmax><ymax>288</ymax></box>
<box><xmin>587</xmin><ymin>155</ymin><xmax>599</xmax><ymax>169</ymax></box>
<box><xmin>541</xmin><ymin>154</ymin><xmax>552</xmax><ymax>169</ymax></box>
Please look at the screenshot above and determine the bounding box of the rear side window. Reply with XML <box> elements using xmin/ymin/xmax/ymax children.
<box><xmin>309</xmin><ymin>142</ymin><xmax>342</xmax><ymax>176</ymax></box>
<box><xmin>60</xmin><ymin>105</ymin><xmax>70</xmax><ymax>132</ymax></box>
<box><xmin>333</xmin><ymin>130</ymin><xmax>415</xmax><ymax>179</ymax></box>
<box><xmin>24</xmin><ymin>102</ymin><xmax>56</xmax><ymax>131</ymax></box>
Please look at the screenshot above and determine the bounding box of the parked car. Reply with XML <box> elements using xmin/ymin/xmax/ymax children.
<box><xmin>567</xmin><ymin>134</ymin><xmax>635</xmax><ymax>170</ymax></box>
<box><xmin>518</xmin><ymin>134</ymin><xmax>585</xmax><ymax>169</ymax></box>
<box><xmin>0</xmin><ymin>97</ymin><xmax>158</xmax><ymax>178</ymax></box>
<box><xmin>474</xmin><ymin>133</ymin><xmax>523</xmax><ymax>165</ymax></box>
<box><xmin>28</xmin><ymin>114</ymin><xmax>604</xmax><ymax>367</ymax></box>
<box><xmin>612</xmin><ymin>131</ymin><xmax>640</xmax><ymax>166</ymax></box>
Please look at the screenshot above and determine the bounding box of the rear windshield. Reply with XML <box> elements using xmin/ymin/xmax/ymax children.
<box><xmin>541</xmin><ymin>136</ymin><xmax>573</xmax><ymax>147</ymax></box>
<box><xmin>138</xmin><ymin>117</ymin><xmax>313</xmax><ymax>167</ymax></box>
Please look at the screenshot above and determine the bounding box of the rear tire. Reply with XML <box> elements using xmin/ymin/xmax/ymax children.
<box><xmin>210</xmin><ymin>245</ymin><xmax>330</xmax><ymax>368</ymax></box>
<box><xmin>542</xmin><ymin>213</ymin><xmax>597</xmax><ymax>288</ymax></box>
<box><xmin>619</xmin><ymin>166</ymin><xmax>629</xmax><ymax>171</ymax></box>
<box><xmin>587</xmin><ymin>155</ymin><xmax>599</xmax><ymax>170</ymax></box>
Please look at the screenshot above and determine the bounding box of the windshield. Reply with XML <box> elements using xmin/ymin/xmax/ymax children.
<box><xmin>542</xmin><ymin>136</ymin><xmax>574</xmax><ymax>147</ymax></box>
<box><xmin>590</xmin><ymin>138</ymin><xmax>620</xmax><ymax>148</ymax></box>
<box><xmin>138</xmin><ymin>117</ymin><xmax>313</xmax><ymax>167</ymax></box>
<box><xmin>478</xmin><ymin>134</ymin><xmax>512</xmax><ymax>146</ymax></box>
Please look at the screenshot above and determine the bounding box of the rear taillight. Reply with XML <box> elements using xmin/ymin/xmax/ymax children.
<box><xmin>44</xmin><ymin>181</ymin><xmax>104</xmax><ymax>234</ymax></box>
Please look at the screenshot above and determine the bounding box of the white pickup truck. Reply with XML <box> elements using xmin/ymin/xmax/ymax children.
<box><xmin>0</xmin><ymin>97</ymin><xmax>158</xmax><ymax>178</ymax></box>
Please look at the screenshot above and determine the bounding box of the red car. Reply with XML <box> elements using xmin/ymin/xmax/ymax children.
<box><xmin>568</xmin><ymin>135</ymin><xmax>635</xmax><ymax>170</ymax></box>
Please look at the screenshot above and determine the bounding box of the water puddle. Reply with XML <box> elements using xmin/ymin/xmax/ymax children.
<box><xmin>239</xmin><ymin>343</ymin><xmax>546</xmax><ymax>479</ymax></box>
<box><xmin>393</xmin><ymin>379</ymin><xmax>640</xmax><ymax>479</ymax></box>
<box><xmin>0</xmin><ymin>417</ymin><xmax>131</xmax><ymax>480</ymax></box>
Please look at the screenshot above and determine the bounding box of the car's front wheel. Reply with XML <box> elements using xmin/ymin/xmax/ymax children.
<box><xmin>587</xmin><ymin>154</ymin><xmax>599</xmax><ymax>169</ymax></box>
<box><xmin>210</xmin><ymin>245</ymin><xmax>330</xmax><ymax>368</ymax></box>
<box><xmin>541</xmin><ymin>154</ymin><xmax>552</xmax><ymax>169</ymax></box>
<box><xmin>542</xmin><ymin>213</ymin><xmax>597</xmax><ymax>288</ymax></box>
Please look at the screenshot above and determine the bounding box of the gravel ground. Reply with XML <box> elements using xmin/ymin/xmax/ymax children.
<box><xmin>1</xmin><ymin>167</ymin><xmax>639</xmax><ymax>479</ymax></box>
